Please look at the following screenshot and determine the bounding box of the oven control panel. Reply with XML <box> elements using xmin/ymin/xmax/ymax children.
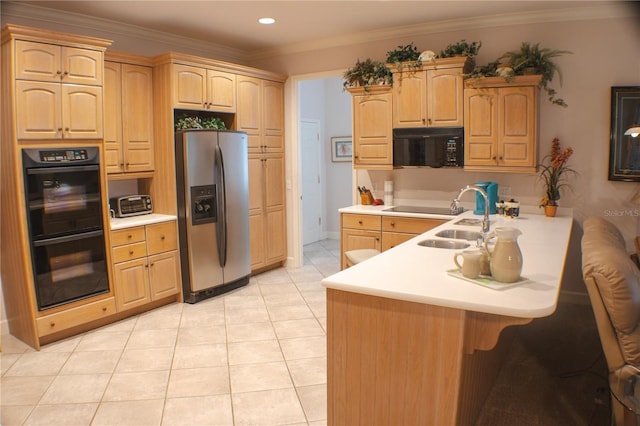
<box><xmin>39</xmin><ymin>149</ymin><xmax>88</xmax><ymax>162</ymax></box>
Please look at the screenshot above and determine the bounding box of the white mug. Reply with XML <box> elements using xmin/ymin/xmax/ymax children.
<box><xmin>453</xmin><ymin>250</ymin><xmax>483</xmax><ymax>279</ymax></box>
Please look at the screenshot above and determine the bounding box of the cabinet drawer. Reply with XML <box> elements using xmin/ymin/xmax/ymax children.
<box><xmin>342</xmin><ymin>213</ymin><xmax>381</xmax><ymax>231</ymax></box>
<box><xmin>111</xmin><ymin>227</ymin><xmax>145</xmax><ymax>246</ymax></box>
<box><xmin>37</xmin><ymin>297</ymin><xmax>116</xmax><ymax>337</ymax></box>
<box><xmin>382</xmin><ymin>216</ymin><xmax>446</xmax><ymax>234</ymax></box>
<box><xmin>112</xmin><ymin>241</ymin><xmax>147</xmax><ymax>263</ymax></box>
<box><xmin>146</xmin><ymin>221</ymin><xmax>178</xmax><ymax>255</ymax></box>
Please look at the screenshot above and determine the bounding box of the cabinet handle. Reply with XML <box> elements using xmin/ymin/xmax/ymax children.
<box><xmin>358</xmin><ymin>220</ymin><xmax>363</xmax><ymax>225</ymax></box>
<box><xmin>390</xmin><ymin>222</ymin><xmax>395</xmax><ymax>227</ymax></box>
<box><xmin>56</xmin><ymin>70</ymin><xmax>62</xmax><ymax>76</ymax></box>
<box><xmin>57</xmin><ymin>127</ymin><xmax>63</xmax><ymax>131</ymax></box>
<box><xmin>161</xmin><ymin>235</ymin><xmax>165</xmax><ymax>240</ymax></box>
<box><xmin>127</xmin><ymin>234</ymin><xmax>132</xmax><ymax>239</ymax></box>
<box><xmin>64</xmin><ymin>127</ymin><xmax>69</xmax><ymax>132</ymax></box>
<box><xmin>375</xmin><ymin>237</ymin><xmax>380</xmax><ymax>241</ymax></box>
<box><xmin>150</xmin><ymin>263</ymin><xmax>154</xmax><ymax>267</ymax></box>
<box><xmin>428</xmin><ymin>118</ymin><xmax>432</xmax><ymax>124</ymax></box>
<box><xmin>102</xmin><ymin>307</ymin><xmax>107</xmax><ymax>312</ymax></box>
<box><xmin>129</xmin><ymin>250</ymin><xmax>134</xmax><ymax>255</ymax></box>
<box><xmin>422</xmin><ymin>118</ymin><xmax>426</xmax><ymax>124</ymax></box>
<box><xmin>50</xmin><ymin>322</ymin><xmax>55</xmax><ymax>328</ymax></box>
<box><xmin>145</xmin><ymin>264</ymin><xmax>149</xmax><ymax>268</ymax></box>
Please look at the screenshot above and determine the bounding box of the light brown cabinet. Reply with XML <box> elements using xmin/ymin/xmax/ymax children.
<box><xmin>237</xmin><ymin>76</ymin><xmax>284</xmax><ymax>152</ymax></box>
<box><xmin>104</xmin><ymin>57</ymin><xmax>154</xmax><ymax>174</ymax></box>
<box><xmin>391</xmin><ymin>57</ymin><xmax>467</xmax><ymax>128</ymax></box>
<box><xmin>348</xmin><ymin>86</ymin><xmax>393</xmax><ymax>170</ymax></box>
<box><xmin>340</xmin><ymin>213</ymin><xmax>445</xmax><ymax>269</ymax></box>
<box><xmin>464</xmin><ymin>75</ymin><xmax>541</xmax><ymax>173</ymax></box>
<box><xmin>172</xmin><ymin>63</ymin><xmax>236</xmax><ymax>112</ymax></box>
<box><xmin>237</xmin><ymin>75</ymin><xmax>286</xmax><ymax>271</ymax></box>
<box><xmin>111</xmin><ymin>221</ymin><xmax>180</xmax><ymax>312</ymax></box>
<box><xmin>36</xmin><ymin>297</ymin><xmax>117</xmax><ymax>338</ymax></box>
<box><xmin>248</xmin><ymin>153</ymin><xmax>286</xmax><ymax>270</ymax></box>
<box><xmin>14</xmin><ymin>39</ymin><xmax>104</xmax><ymax>140</ymax></box>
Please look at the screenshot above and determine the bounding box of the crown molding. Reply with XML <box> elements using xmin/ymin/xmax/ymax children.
<box><xmin>250</xmin><ymin>3</ymin><xmax>632</xmax><ymax>60</ymax></box>
<box><xmin>0</xmin><ymin>2</ymin><xmax>250</xmax><ymax>63</ymax></box>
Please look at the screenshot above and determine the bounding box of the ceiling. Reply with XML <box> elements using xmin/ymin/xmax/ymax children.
<box><xmin>14</xmin><ymin>1</ymin><xmax>625</xmax><ymax>56</ymax></box>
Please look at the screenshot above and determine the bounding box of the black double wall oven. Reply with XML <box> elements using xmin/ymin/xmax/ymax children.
<box><xmin>22</xmin><ymin>147</ymin><xmax>109</xmax><ymax>311</ymax></box>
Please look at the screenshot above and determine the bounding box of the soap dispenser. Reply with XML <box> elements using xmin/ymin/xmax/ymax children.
<box><xmin>474</xmin><ymin>182</ymin><xmax>498</xmax><ymax>214</ymax></box>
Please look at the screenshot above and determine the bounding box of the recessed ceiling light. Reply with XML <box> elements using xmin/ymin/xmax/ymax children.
<box><xmin>258</xmin><ymin>17</ymin><xmax>276</xmax><ymax>25</ymax></box>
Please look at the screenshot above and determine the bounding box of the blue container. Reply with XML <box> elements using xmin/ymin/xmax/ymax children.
<box><xmin>474</xmin><ymin>182</ymin><xmax>498</xmax><ymax>215</ymax></box>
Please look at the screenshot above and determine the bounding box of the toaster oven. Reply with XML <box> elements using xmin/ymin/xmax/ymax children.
<box><xmin>110</xmin><ymin>195</ymin><xmax>152</xmax><ymax>217</ymax></box>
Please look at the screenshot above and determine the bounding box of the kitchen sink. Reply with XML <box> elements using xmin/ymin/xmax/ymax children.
<box><xmin>434</xmin><ymin>229</ymin><xmax>482</xmax><ymax>241</ymax></box>
<box><xmin>417</xmin><ymin>239</ymin><xmax>470</xmax><ymax>249</ymax></box>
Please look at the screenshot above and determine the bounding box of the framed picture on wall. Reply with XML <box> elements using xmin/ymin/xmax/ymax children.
<box><xmin>331</xmin><ymin>136</ymin><xmax>352</xmax><ymax>162</ymax></box>
<box><xmin>609</xmin><ymin>86</ymin><xmax>640</xmax><ymax>181</ymax></box>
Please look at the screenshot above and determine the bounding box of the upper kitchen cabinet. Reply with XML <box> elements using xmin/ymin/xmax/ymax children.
<box><xmin>348</xmin><ymin>86</ymin><xmax>393</xmax><ymax>170</ymax></box>
<box><xmin>464</xmin><ymin>75</ymin><xmax>541</xmax><ymax>173</ymax></box>
<box><xmin>8</xmin><ymin>29</ymin><xmax>110</xmax><ymax>141</ymax></box>
<box><xmin>104</xmin><ymin>52</ymin><xmax>154</xmax><ymax>175</ymax></box>
<box><xmin>237</xmin><ymin>76</ymin><xmax>284</xmax><ymax>152</ymax></box>
<box><xmin>172</xmin><ymin>63</ymin><xmax>236</xmax><ymax>112</ymax></box>
<box><xmin>391</xmin><ymin>57</ymin><xmax>467</xmax><ymax>128</ymax></box>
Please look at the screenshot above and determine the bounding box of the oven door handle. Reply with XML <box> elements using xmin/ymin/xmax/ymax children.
<box><xmin>33</xmin><ymin>229</ymin><xmax>103</xmax><ymax>247</ymax></box>
<box><xmin>27</xmin><ymin>165</ymin><xmax>99</xmax><ymax>175</ymax></box>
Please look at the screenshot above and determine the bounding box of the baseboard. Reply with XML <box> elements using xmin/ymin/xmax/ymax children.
<box><xmin>326</xmin><ymin>231</ymin><xmax>340</xmax><ymax>240</ymax></box>
<box><xmin>558</xmin><ymin>290</ymin><xmax>590</xmax><ymax>305</ymax></box>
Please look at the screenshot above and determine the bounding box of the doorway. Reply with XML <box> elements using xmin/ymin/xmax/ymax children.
<box><xmin>300</xmin><ymin>119</ymin><xmax>323</xmax><ymax>245</ymax></box>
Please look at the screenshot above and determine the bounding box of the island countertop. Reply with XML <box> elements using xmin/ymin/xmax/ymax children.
<box><xmin>321</xmin><ymin>209</ymin><xmax>573</xmax><ymax>318</ymax></box>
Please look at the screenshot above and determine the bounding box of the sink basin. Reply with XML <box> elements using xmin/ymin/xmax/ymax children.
<box><xmin>417</xmin><ymin>239</ymin><xmax>470</xmax><ymax>250</ymax></box>
<box><xmin>435</xmin><ymin>229</ymin><xmax>482</xmax><ymax>241</ymax></box>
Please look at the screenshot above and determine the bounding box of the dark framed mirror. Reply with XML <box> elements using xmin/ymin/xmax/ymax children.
<box><xmin>609</xmin><ymin>86</ymin><xmax>640</xmax><ymax>181</ymax></box>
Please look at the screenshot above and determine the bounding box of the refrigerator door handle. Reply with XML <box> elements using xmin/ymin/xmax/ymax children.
<box><xmin>215</xmin><ymin>145</ymin><xmax>227</xmax><ymax>267</ymax></box>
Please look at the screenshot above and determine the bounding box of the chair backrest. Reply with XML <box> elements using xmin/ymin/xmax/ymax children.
<box><xmin>582</xmin><ymin>217</ymin><xmax>640</xmax><ymax>372</ymax></box>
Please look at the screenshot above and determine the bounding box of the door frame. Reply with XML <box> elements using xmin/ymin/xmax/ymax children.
<box><xmin>285</xmin><ymin>69</ymin><xmax>352</xmax><ymax>269</ymax></box>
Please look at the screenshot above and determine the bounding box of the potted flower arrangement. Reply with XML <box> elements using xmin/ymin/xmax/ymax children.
<box><xmin>385</xmin><ymin>43</ymin><xmax>422</xmax><ymax>73</ymax></box>
<box><xmin>538</xmin><ymin>137</ymin><xmax>575</xmax><ymax>217</ymax></box>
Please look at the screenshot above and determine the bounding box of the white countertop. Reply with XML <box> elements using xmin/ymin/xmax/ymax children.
<box><xmin>110</xmin><ymin>213</ymin><xmax>177</xmax><ymax>230</ymax></box>
<box><xmin>322</xmin><ymin>208</ymin><xmax>573</xmax><ymax>319</ymax></box>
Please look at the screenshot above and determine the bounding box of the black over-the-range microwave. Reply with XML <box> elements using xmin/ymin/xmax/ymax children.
<box><xmin>393</xmin><ymin>127</ymin><xmax>464</xmax><ymax>168</ymax></box>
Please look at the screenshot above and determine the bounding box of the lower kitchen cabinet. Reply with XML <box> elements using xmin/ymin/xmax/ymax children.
<box><xmin>340</xmin><ymin>213</ymin><xmax>446</xmax><ymax>269</ymax></box>
<box><xmin>248</xmin><ymin>152</ymin><xmax>286</xmax><ymax>271</ymax></box>
<box><xmin>111</xmin><ymin>220</ymin><xmax>180</xmax><ymax>311</ymax></box>
<box><xmin>36</xmin><ymin>297</ymin><xmax>117</xmax><ymax>338</ymax></box>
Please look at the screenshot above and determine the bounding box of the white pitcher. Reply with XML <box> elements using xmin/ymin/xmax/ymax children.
<box><xmin>484</xmin><ymin>227</ymin><xmax>523</xmax><ymax>283</ymax></box>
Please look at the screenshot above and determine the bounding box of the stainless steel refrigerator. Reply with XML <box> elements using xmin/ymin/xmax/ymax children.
<box><xmin>175</xmin><ymin>129</ymin><xmax>250</xmax><ymax>303</ymax></box>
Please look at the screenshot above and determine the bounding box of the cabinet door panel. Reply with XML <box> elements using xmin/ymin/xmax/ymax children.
<box><xmin>265</xmin><ymin>208</ymin><xmax>286</xmax><ymax>264</ymax></box>
<box><xmin>381</xmin><ymin>232</ymin><xmax>415</xmax><ymax>251</ymax></box>
<box><xmin>248</xmin><ymin>155</ymin><xmax>264</xmax><ymax>215</ymax></box>
<box><xmin>428</xmin><ymin>69</ymin><xmax>463</xmax><ymax>127</ymax></box>
<box><xmin>265</xmin><ymin>154</ymin><xmax>285</xmax><ymax>210</ymax></box>
<box><xmin>148</xmin><ymin>251</ymin><xmax>180</xmax><ymax>300</ymax></box>
<box><xmin>16</xmin><ymin>81</ymin><xmax>61</xmax><ymax>139</ymax></box>
<box><xmin>464</xmin><ymin>89</ymin><xmax>498</xmax><ymax>165</ymax></box>
<box><xmin>499</xmin><ymin>87</ymin><xmax>536</xmax><ymax>167</ymax></box>
<box><xmin>15</xmin><ymin>40</ymin><xmax>60</xmax><ymax>82</ymax></box>
<box><xmin>173</xmin><ymin>64</ymin><xmax>206</xmax><ymax>109</ymax></box>
<box><xmin>104</xmin><ymin>61</ymin><xmax>123</xmax><ymax>173</ymax></box>
<box><xmin>237</xmin><ymin>76</ymin><xmax>261</xmax><ymax>134</ymax></box>
<box><xmin>62</xmin><ymin>84</ymin><xmax>103</xmax><ymax>139</ymax></box>
<box><xmin>206</xmin><ymin>70</ymin><xmax>236</xmax><ymax>112</ymax></box>
<box><xmin>122</xmin><ymin>64</ymin><xmax>154</xmax><ymax>172</ymax></box>
<box><xmin>353</xmin><ymin>92</ymin><xmax>392</xmax><ymax>167</ymax></box>
<box><xmin>114</xmin><ymin>258</ymin><xmax>151</xmax><ymax>311</ymax></box>
<box><xmin>62</xmin><ymin>47</ymin><xmax>102</xmax><ymax>85</ymax></box>
<box><xmin>263</xmin><ymin>81</ymin><xmax>284</xmax><ymax>151</ymax></box>
<box><xmin>249</xmin><ymin>212</ymin><xmax>265</xmax><ymax>269</ymax></box>
<box><xmin>392</xmin><ymin>72</ymin><xmax>426</xmax><ymax>128</ymax></box>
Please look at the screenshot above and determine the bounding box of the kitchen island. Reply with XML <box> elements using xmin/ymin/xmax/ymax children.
<box><xmin>322</xmin><ymin>208</ymin><xmax>573</xmax><ymax>425</ymax></box>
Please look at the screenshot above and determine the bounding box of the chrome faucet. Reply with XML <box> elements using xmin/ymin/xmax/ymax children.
<box><xmin>451</xmin><ymin>184</ymin><xmax>491</xmax><ymax>233</ymax></box>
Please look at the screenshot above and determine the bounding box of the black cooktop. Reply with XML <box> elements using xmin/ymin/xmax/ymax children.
<box><xmin>383</xmin><ymin>205</ymin><xmax>465</xmax><ymax>215</ymax></box>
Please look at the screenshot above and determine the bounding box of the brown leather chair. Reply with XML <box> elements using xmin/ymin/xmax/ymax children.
<box><xmin>582</xmin><ymin>217</ymin><xmax>640</xmax><ymax>426</ymax></box>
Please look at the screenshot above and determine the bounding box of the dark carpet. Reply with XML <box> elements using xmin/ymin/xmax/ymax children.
<box><xmin>475</xmin><ymin>301</ymin><xmax>611</xmax><ymax>426</ymax></box>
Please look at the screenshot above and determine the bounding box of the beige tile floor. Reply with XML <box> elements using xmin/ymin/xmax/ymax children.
<box><xmin>1</xmin><ymin>239</ymin><xmax>340</xmax><ymax>426</ymax></box>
